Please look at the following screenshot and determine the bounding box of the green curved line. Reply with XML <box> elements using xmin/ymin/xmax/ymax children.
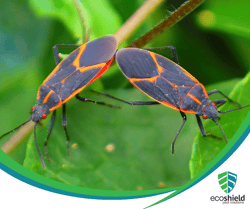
<box><xmin>145</xmin><ymin>110</ymin><xmax>250</xmax><ymax>208</ymax></box>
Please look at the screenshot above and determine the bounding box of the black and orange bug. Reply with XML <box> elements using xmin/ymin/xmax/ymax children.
<box><xmin>0</xmin><ymin>35</ymin><xmax>118</xmax><ymax>168</ymax></box>
<box><xmin>95</xmin><ymin>47</ymin><xmax>250</xmax><ymax>153</ymax></box>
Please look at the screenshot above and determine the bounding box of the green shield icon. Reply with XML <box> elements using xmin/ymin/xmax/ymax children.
<box><xmin>218</xmin><ymin>171</ymin><xmax>237</xmax><ymax>193</ymax></box>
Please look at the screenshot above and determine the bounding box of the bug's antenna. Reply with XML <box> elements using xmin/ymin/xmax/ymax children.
<box><xmin>34</xmin><ymin>124</ymin><xmax>46</xmax><ymax>169</ymax></box>
<box><xmin>218</xmin><ymin>104</ymin><xmax>250</xmax><ymax>114</ymax></box>
<box><xmin>0</xmin><ymin>117</ymin><xmax>32</xmax><ymax>140</ymax></box>
<box><xmin>212</xmin><ymin>119</ymin><xmax>228</xmax><ymax>143</ymax></box>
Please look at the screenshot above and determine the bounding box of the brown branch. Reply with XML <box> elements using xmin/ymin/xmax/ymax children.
<box><xmin>130</xmin><ymin>0</ymin><xmax>206</xmax><ymax>48</ymax></box>
<box><xmin>114</xmin><ymin>0</ymin><xmax>164</xmax><ymax>46</ymax></box>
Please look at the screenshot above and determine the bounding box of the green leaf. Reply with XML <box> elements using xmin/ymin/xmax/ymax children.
<box><xmin>24</xmin><ymin>89</ymin><xmax>197</xmax><ymax>190</ymax></box>
<box><xmin>195</xmin><ymin>1</ymin><xmax>250</xmax><ymax>76</ymax></box>
<box><xmin>196</xmin><ymin>1</ymin><xmax>250</xmax><ymax>38</ymax></box>
<box><xmin>0</xmin><ymin>63</ymin><xmax>41</xmax><ymax>164</ymax></box>
<box><xmin>190</xmin><ymin>72</ymin><xmax>250</xmax><ymax>179</ymax></box>
<box><xmin>28</xmin><ymin>0</ymin><xmax>122</xmax><ymax>39</ymax></box>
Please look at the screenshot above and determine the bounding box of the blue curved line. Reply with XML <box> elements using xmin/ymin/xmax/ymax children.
<box><xmin>190</xmin><ymin>125</ymin><xmax>249</xmax><ymax>187</ymax></box>
<box><xmin>153</xmin><ymin>124</ymin><xmax>250</xmax><ymax>205</ymax></box>
<box><xmin>0</xmin><ymin>162</ymin><xmax>173</xmax><ymax>199</ymax></box>
<box><xmin>1</xmin><ymin>128</ymin><xmax>248</xmax><ymax>202</ymax></box>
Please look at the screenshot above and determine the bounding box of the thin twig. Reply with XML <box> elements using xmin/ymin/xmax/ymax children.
<box><xmin>114</xmin><ymin>0</ymin><xmax>164</xmax><ymax>46</ymax></box>
<box><xmin>130</xmin><ymin>0</ymin><xmax>206</xmax><ymax>47</ymax></box>
<box><xmin>73</xmin><ymin>0</ymin><xmax>88</xmax><ymax>43</ymax></box>
<box><xmin>1</xmin><ymin>121</ymin><xmax>34</xmax><ymax>154</ymax></box>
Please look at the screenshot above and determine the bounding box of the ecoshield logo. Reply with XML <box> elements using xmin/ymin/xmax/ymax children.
<box><xmin>218</xmin><ymin>171</ymin><xmax>237</xmax><ymax>193</ymax></box>
<box><xmin>210</xmin><ymin>171</ymin><xmax>245</xmax><ymax>204</ymax></box>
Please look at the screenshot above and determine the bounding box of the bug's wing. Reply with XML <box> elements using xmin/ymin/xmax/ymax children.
<box><xmin>115</xmin><ymin>48</ymin><xmax>199</xmax><ymax>109</ymax></box>
<box><xmin>42</xmin><ymin>35</ymin><xmax>117</xmax><ymax>102</ymax></box>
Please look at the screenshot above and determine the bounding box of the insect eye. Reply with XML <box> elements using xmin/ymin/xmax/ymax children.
<box><xmin>31</xmin><ymin>106</ymin><xmax>35</xmax><ymax>112</ymax></box>
<box><xmin>42</xmin><ymin>114</ymin><xmax>47</xmax><ymax>119</ymax></box>
<box><xmin>202</xmin><ymin>114</ymin><xmax>208</xmax><ymax>119</ymax></box>
<box><xmin>212</xmin><ymin>102</ymin><xmax>217</xmax><ymax>107</ymax></box>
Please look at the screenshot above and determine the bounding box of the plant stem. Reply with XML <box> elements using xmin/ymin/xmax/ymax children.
<box><xmin>130</xmin><ymin>0</ymin><xmax>206</xmax><ymax>47</ymax></box>
<box><xmin>114</xmin><ymin>0</ymin><xmax>164</xmax><ymax>46</ymax></box>
<box><xmin>1</xmin><ymin>121</ymin><xmax>34</xmax><ymax>154</ymax></box>
<box><xmin>73</xmin><ymin>0</ymin><xmax>88</xmax><ymax>44</ymax></box>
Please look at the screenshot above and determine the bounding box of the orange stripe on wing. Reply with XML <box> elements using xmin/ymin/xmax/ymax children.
<box><xmin>187</xmin><ymin>93</ymin><xmax>202</xmax><ymax>105</ymax></box>
<box><xmin>49</xmin><ymin>59</ymin><xmax>113</xmax><ymax>111</ymax></box>
<box><xmin>57</xmin><ymin>63</ymin><xmax>106</xmax><ymax>85</ymax></box>
<box><xmin>159</xmin><ymin>101</ymin><xmax>180</xmax><ymax>111</ymax></box>
<box><xmin>79</xmin><ymin>63</ymin><xmax>105</xmax><ymax>73</ymax></box>
<box><xmin>72</xmin><ymin>45</ymin><xmax>86</xmax><ymax>69</ymax></box>
<box><xmin>130</xmin><ymin>75</ymin><xmax>160</xmax><ymax>83</ymax></box>
<box><xmin>42</xmin><ymin>44</ymin><xmax>86</xmax><ymax>85</ymax></box>
<box><xmin>150</xmin><ymin>52</ymin><xmax>164</xmax><ymax>74</ymax></box>
<box><xmin>49</xmin><ymin>101</ymin><xmax>63</xmax><ymax>111</ymax></box>
<box><xmin>180</xmin><ymin>108</ymin><xmax>197</xmax><ymax>114</ymax></box>
<box><xmin>37</xmin><ymin>86</ymin><xmax>41</xmax><ymax>100</ymax></box>
<box><xmin>128</xmin><ymin>78</ymin><xmax>181</xmax><ymax>112</ymax></box>
<box><xmin>177</xmin><ymin>65</ymin><xmax>209</xmax><ymax>98</ymax></box>
<box><xmin>42</xmin><ymin>63</ymin><xmax>61</xmax><ymax>85</ymax></box>
<box><xmin>43</xmin><ymin>90</ymin><xmax>53</xmax><ymax>104</ymax></box>
<box><xmin>199</xmin><ymin>83</ymin><xmax>209</xmax><ymax>98</ymax></box>
<box><xmin>87</xmin><ymin>58</ymin><xmax>113</xmax><ymax>85</ymax></box>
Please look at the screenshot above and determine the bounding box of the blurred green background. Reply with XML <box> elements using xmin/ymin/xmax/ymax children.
<box><xmin>0</xmin><ymin>0</ymin><xmax>249</xmax><ymax>190</ymax></box>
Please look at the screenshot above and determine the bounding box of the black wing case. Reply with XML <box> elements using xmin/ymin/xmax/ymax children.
<box><xmin>115</xmin><ymin>48</ymin><xmax>199</xmax><ymax>110</ymax></box>
<box><xmin>39</xmin><ymin>35</ymin><xmax>117</xmax><ymax>108</ymax></box>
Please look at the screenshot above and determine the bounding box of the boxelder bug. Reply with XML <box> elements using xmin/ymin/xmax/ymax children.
<box><xmin>0</xmin><ymin>35</ymin><xmax>118</xmax><ymax>168</ymax></box>
<box><xmin>95</xmin><ymin>47</ymin><xmax>250</xmax><ymax>153</ymax></box>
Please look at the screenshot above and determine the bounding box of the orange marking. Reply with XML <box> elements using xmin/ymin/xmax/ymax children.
<box><xmin>57</xmin><ymin>62</ymin><xmax>106</xmax><ymax>86</ymax></box>
<box><xmin>199</xmin><ymin>83</ymin><xmax>209</xmax><ymax>98</ymax></box>
<box><xmin>43</xmin><ymin>90</ymin><xmax>53</xmax><ymax>104</ymax></box>
<box><xmin>72</xmin><ymin>45</ymin><xmax>86</xmax><ymax>69</ymax></box>
<box><xmin>50</xmin><ymin>58</ymin><xmax>113</xmax><ymax>111</ymax></box>
<box><xmin>42</xmin><ymin>63</ymin><xmax>61</xmax><ymax>85</ymax></box>
<box><xmin>188</xmin><ymin>94</ymin><xmax>202</xmax><ymax>105</ymax></box>
<box><xmin>130</xmin><ymin>75</ymin><xmax>160</xmax><ymax>83</ymax></box>
<box><xmin>177</xmin><ymin>65</ymin><xmax>209</xmax><ymax>97</ymax></box>
<box><xmin>127</xmin><ymin>79</ymin><xmax>181</xmax><ymax>112</ymax></box>
<box><xmin>161</xmin><ymin>57</ymin><xmax>209</xmax><ymax>98</ymax></box>
<box><xmin>177</xmin><ymin>91</ymin><xmax>183</xmax><ymax>103</ymax></box>
<box><xmin>179</xmin><ymin>108</ymin><xmax>197</xmax><ymax>114</ymax></box>
<box><xmin>87</xmin><ymin>58</ymin><xmax>113</xmax><ymax>85</ymax></box>
<box><xmin>79</xmin><ymin>63</ymin><xmax>105</xmax><ymax>73</ymax></box>
<box><xmin>37</xmin><ymin>86</ymin><xmax>41</xmax><ymax>100</ymax></box>
<box><xmin>178</xmin><ymin>64</ymin><xmax>199</xmax><ymax>83</ymax></box>
<box><xmin>49</xmin><ymin>101</ymin><xmax>63</xmax><ymax>111</ymax></box>
<box><xmin>159</xmin><ymin>101</ymin><xmax>180</xmax><ymax>111</ymax></box>
<box><xmin>131</xmin><ymin>75</ymin><xmax>179</xmax><ymax>92</ymax></box>
<box><xmin>42</xmin><ymin>44</ymin><xmax>87</xmax><ymax>85</ymax></box>
<box><xmin>151</xmin><ymin>52</ymin><xmax>207</xmax><ymax>97</ymax></box>
<box><xmin>150</xmin><ymin>52</ymin><xmax>164</xmax><ymax>73</ymax></box>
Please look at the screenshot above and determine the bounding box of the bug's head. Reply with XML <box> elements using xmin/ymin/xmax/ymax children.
<box><xmin>31</xmin><ymin>105</ymin><xmax>50</xmax><ymax>123</ymax></box>
<box><xmin>201</xmin><ymin>102</ymin><xmax>219</xmax><ymax>120</ymax></box>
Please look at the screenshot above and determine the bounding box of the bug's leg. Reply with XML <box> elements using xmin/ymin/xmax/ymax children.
<box><xmin>62</xmin><ymin>104</ymin><xmax>71</xmax><ymax>157</ymax></box>
<box><xmin>44</xmin><ymin>110</ymin><xmax>56</xmax><ymax>160</ymax></box>
<box><xmin>145</xmin><ymin>46</ymin><xmax>179</xmax><ymax>64</ymax></box>
<box><xmin>207</xmin><ymin>89</ymin><xmax>241</xmax><ymax>107</ymax></box>
<box><xmin>90</xmin><ymin>90</ymin><xmax>160</xmax><ymax>106</ymax></box>
<box><xmin>171</xmin><ymin>112</ymin><xmax>187</xmax><ymax>154</ymax></box>
<box><xmin>76</xmin><ymin>94</ymin><xmax>122</xmax><ymax>108</ymax></box>
<box><xmin>195</xmin><ymin>115</ymin><xmax>221</xmax><ymax>139</ymax></box>
<box><xmin>212</xmin><ymin>99</ymin><xmax>227</xmax><ymax>108</ymax></box>
<box><xmin>53</xmin><ymin>44</ymin><xmax>80</xmax><ymax>65</ymax></box>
